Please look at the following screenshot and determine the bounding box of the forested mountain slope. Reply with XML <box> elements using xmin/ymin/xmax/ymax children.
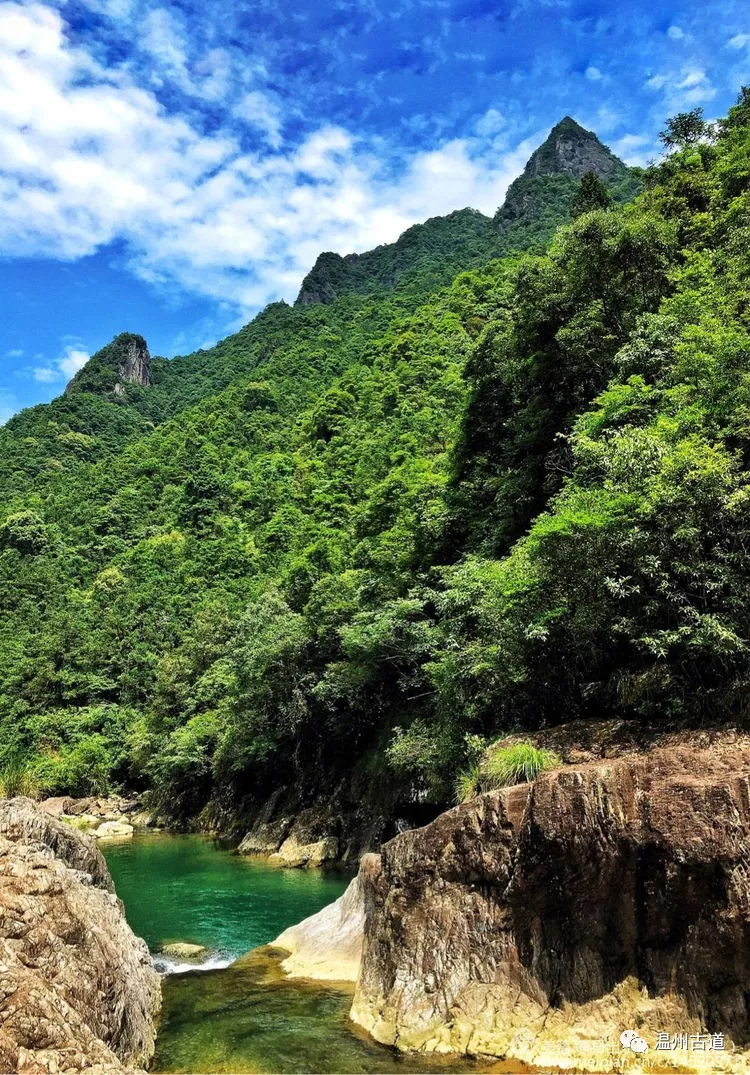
<box><xmin>4</xmin><ymin>97</ymin><xmax>746</xmax><ymax>841</ymax></box>
<box><xmin>0</xmin><ymin>117</ymin><xmax>635</xmax><ymax>509</ymax></box>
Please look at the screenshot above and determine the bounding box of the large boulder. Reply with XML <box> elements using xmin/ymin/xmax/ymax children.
<box><xmin>348</xmin><ymin>740</ymin><xmax>750</xmax><ymax>1072</ymax></box>
<box><xmin>94</xmin><ymin>820</ymin><xmax>134</xmax><ymax>840</ymax></box>
<box><xmin>0</xmin><ymin>795</ymin><xmax>113</xmax><ymax>890</ymax></box>
<box><xmin>0</xmin><ymin>798</ymin><xmax>160</xmax><ymax>1073</ymax></box>
<box><xmin>272</xmin><ymin>856</ymin><xmax>379</xmax><ymax>981</ymax></box>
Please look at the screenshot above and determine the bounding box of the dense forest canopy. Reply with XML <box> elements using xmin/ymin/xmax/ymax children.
<box><xmin>1</xmin><ymin>97</ymin><xmax>749</xmax><ymax>821</ymax></box>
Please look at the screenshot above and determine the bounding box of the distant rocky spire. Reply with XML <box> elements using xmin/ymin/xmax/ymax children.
<box><xmin>494</xmin><ymin>116</ymin><xmax>630</xmax><ymax>231</ymax></box>
<box><xmin>65</xmin><ymin>333</ymin><xmax>151</xmax><ymax>397</ymax></box>
<box><xmin>521</xmin><ymin>115</ymin><xmax>627</xmax><ymax>180</ymax></box>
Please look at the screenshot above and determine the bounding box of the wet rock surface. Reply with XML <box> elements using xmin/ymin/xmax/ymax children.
<box><xmin>158</xmin><ymin>942</ymin><xmax>210</xmax><ymax>964</ymax></box>
<box><xmin>0</xmin><ymin>798</ymin><xmax>161</xmax><ymax>1073</ymax></box>
<box><xmin>350</xmin><ymin>739</ymin><xmax>750</xmax><ymax>1072</ymax></box>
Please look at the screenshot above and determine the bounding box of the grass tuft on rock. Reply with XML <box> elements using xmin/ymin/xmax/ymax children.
<box><xmin>454</xmin><ymin>763</ymin><xmax>480</xmax><ymax>804</ymax></box>
<box><xmin>455</xmin><ymin>741</ymin><xmax>560</xmax><ymax>802</ymax></box>
<box><xmin>484</xmin><ymin>741</ymin><xmax>560</xmax><ymax>787</ymax></box>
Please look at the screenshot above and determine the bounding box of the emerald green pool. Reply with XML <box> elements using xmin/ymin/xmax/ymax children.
<box><xmin>103</xmin><ymin>832</ymin><xmax>520</xmax><ymax>1075</ymax></box>
<box><xmin>103</xmin><ymin>832</ymin><xmax>349</xmax><ymax>970</ymax></box>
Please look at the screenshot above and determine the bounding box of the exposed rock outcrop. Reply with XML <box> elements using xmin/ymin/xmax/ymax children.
<box><xmin>295</xmin><ymin>251</ymin><xmax>365</xmax><ymax>305</ymax></box>
<box><xmin>521</xmin><ymin>115</ymin><xmax>627</xmax><ymax>181</ymax></box>
<box><xmin>39</xmin><ymin>794</ymin><xmax>153</xmax><ymax>838</ymax></box>
<box><xmin>0</xmin><ymin>798</ymin><xmax>160</xmax><ymax>1074</ymax></box>
<box><xmin>276</xmin><ymin>740</ymin><xmax>750</xmax><ymax>1072</ymax></box>
<box><xmin>235</xmin><ymin>779</ymin><xmax>415</xmax><ymax>868</ymax></box>
<box><xmin>272</xmin><ymin>856</ymin><xmax>378</xmax><ymax>980</ymax></box>
<box><xmin>64</xmin><ymin>333</ymin><xmax>150</xmax><ymax>397</ymax></box>
<box><xmin>494</xmin><ymin>116</ymin><xmax>634</xmax><ymax>234</ymax></box>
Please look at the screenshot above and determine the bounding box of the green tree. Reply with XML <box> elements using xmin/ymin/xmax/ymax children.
<box><xmin>571</xmin><ymin>171</ymin><xmax>614</xmax><ymax>216</ymax></box>
<box><xmin>659</xmin><ymin>108</ymin><xmax>710</xmax><ymax>149</ymax></box>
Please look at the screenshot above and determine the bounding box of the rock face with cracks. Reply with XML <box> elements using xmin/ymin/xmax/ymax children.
<box><xmin>0</xmin><ymin>797</ymin><xmax>160</xmax><ymax>1074</ymax></box>
<box><xmin>345</xmin><ymin>741</ymin><xmax>750</xmax><ymax>1072</ymax></box>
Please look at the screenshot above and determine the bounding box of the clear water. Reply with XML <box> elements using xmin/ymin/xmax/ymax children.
<box><xmin>103</xmin><ymin>832</ymin><xmax>525</xmax><ymax>1075</ymax></box>
<box><xmin>103</xmin><ymin>832</ymin><xmax>349</xmax><ymax>969</ymax></box>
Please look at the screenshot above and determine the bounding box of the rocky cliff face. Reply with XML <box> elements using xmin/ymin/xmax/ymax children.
<box><xmin>325</xmin><ymin>738</ymin><xmax>750</xmax><ymax>1072</ymax></box>
<box><xmin>295</xmin><ymin>251</ymin><xmax>365</xmax><ymax>306</ymax></box>
<box><xmin>494</xmin><ymin>116</ymin><xmax>633</xmax><ymax>232</ymax></box>
<box><xmin>65</xmin><ymin>333</ymin><xmax>151</xmax><ymax>397</ymax></box>
<box><xmin>113</xmin><ymin>335</ymin><xmax>150</xmax><ymax>395</ymax></box>
<box><xmin>273</xmin><ymin>858</ymin><xmax>378</xmax><ymax>981</ymax></box>
<box><xmin>0</xmin><ymin>798</ymin><xmax>161</xmax><ymax>1074</ymax></box>
<box><xmin>521</xmin><ymin>115</ymin><xmax>627</xmax><ymax>181</ymax></box>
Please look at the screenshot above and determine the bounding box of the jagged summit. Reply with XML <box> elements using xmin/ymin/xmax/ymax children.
<box><xmin>522</xmin><ymin>115</ymin><xmax>627</xmax><ymax>181</ymax></box>
<box><xmin>65</xmin><ymin>333</ymin><xmax>151</xmax><ymax>397</ymax></box>
<box><xmin>295</xmin><ymin>118</ymin><xmax>636</xmax><ymax>308</ymax></box>
<box><xmin>494</xmin><ymin>115</ymin><xmax>637</xmax><ymax>234</ymax></box>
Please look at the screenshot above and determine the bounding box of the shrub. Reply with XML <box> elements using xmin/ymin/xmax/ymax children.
<box><xmin>34</xmin><ymin>736</ymin><xmax>114</xmax><ymax>797</ymax></box>
<box><xmin>0</xmin><ymin>760</ymin><xmax>43</xmax><ymax>800</ymax></box>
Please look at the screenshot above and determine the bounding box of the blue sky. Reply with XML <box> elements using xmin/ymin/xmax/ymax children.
<box><xmin>1</xmin><ymin>0</ymin><xmax>748</xmax><ymax>420</ymax></box>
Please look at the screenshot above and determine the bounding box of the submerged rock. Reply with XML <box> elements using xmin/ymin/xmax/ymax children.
<box><xmin>158</xmin><ymin>942</ymin><xmax>209</xmax><ymax>962</ymax></box>
<box><xmin>94</xmin><ymin>819</ymin><xmax>134</xmax><ymax>839</ymax></box>
<box><xmin>0</xmin><ymin>797</ymin><xmax>160</xmax><ymax>1073</ymax></box>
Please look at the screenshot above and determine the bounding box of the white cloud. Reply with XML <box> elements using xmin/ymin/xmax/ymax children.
<box><xmin>473</xmin><ymin>108</ymin><xmax>506</xmax><ymax>137</ymax></box>
<box><xmin>667</xmin><ymin>26</ymin><xmax>684</xmax><ymax>40</ymax></box>
<box><xmin>140</xmin><ymin>7</ymin><xmax>231</xmax><ymax>101</ymax></box>
<box><xmin>645</xmin><ymin>65</ymin><xmax>716</xmax><ymax>106</ymax></box>
<box><xmin>585</xmin><ymin>66</ymin><xmax>602</xmax><ymax>81</ymax></box>
<box><xmin>676</xmin><ymin>68</ymin><xmax>717</xmax><ymax>104</ymax></box>
<box><xmin>728</xmin><ymin>33</ymin><xmax>750</xmax><ymax>49</ymax></box>
<box><xmin>31</xmin><ymin>346</ymin><xmax>90</xmax><ymax>383</ymax></box>
<box><xmin>0</xmin><ymin>2</ymin><xmax>537</xmax><ymax>316</ymax></box>
<box><xmin>611</xmin><ymin>133</ymin><xmax>652</xmax><ymax>167</ymax></box>
<box><xmin>58</xmin><ymin>348</ymin><xmax>90</xmax><ymax>378</ymax></box>
<box><xmin>233</xmin><ymin>91</ymin><xmax>285</xmax><ymax>148</ymax></box>
<box><xmin>32</xmin><ymin>366</ymin><xmax>58</xmax><ymax>382</ymax></box>
<box><xmin>4</xmin><ymin>348</ymin><xmax>23</xmax><ymax>357</ymax></box>
<box><xmin>678</xmin><ymin>68</ymin><xmax>707</xmax><ymax>89</ymax></box>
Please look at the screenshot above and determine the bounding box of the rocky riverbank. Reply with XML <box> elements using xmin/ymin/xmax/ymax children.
<box><xmin>38</xmin><ymin>793</ymin><xmax>154</xmax><ymax>839</ymax></box>
<box><xmin>0</xmin><ymin>797</ymin><xmax>161</xmax><ymax>1073</ymax></box>
<box><xmin>273</xmin><ymin>733</ymin><xmax>750</xmax><ymax>1073</ymax></box>
<box><xmin>272</xmin><ymin>858</ymin><xmax>376</xmax><ymax>980</ymax></box>
<box><xmin>236</xmin><ymin>720</ymin><xmax>750</xmax><ymax>871</ymax></box>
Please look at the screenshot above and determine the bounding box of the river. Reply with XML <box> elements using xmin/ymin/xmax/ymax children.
<box><xmin>103</xmin><ymin>831</ymin><xmax>522</xmax><ymax>1074</ymax></box>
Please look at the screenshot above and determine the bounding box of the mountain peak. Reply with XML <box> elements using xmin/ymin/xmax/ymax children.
<box><xmin>65</xmin><ymin>333</ymin><xmax>151</xmax><ymax>397</ymax></box>
<box><xmin>522</xmin><ymin>116</ymin><xmax>626</xmax><ymax>180</ymax></box>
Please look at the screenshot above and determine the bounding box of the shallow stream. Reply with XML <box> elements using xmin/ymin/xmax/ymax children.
<box><xmin>103</xmin><ymin>832</ymin><xmax>520</xmax><ymax>1074</ymax></box>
